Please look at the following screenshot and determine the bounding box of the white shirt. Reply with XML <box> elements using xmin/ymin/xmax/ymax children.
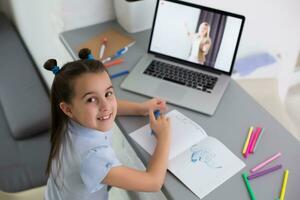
<box><xmin>45</xmin><ymin>120</ymin><xmax>121</xmax><ymax>200</ymax></box>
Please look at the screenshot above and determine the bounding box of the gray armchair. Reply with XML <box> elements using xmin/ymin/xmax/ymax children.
<box><xmin>0</xmin><ymin>13</ymin><xmax>50</xmax><ymax>192</ymax></box>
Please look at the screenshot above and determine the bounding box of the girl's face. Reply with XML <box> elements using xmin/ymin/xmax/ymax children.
<box><xmin>62</xmin><ymin>72</ymin><xmax>117</xmax><ymax>132</ymax></box>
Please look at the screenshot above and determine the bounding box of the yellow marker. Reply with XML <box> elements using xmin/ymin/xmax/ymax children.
<box><xmin>280</xmin><ymin>170</ymin><xmax>289</xmax><ymax>200</ymax></box>
<box><xmin>242</xmin><ymin>126</ymin><xmax>253</xmax><ymax>154</ymax></box>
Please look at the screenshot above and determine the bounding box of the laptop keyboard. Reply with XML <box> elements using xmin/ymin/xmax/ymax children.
<box><xmin>143</xmin><ymin>60</ymin><xmax>218</xmax><ymax>93</ymax></box>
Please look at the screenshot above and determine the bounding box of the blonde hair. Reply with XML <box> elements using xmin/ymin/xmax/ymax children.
<box><xmin>198</xmin><ymin>22</ymin><xmax>211</xmax><ymax>63</ymax></box>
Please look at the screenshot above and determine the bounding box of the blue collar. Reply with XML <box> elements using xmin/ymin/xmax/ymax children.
<box><xmin>68</xmin><ymin>119</ymin><xmax>113</xmax><ymax>140</ymax></box>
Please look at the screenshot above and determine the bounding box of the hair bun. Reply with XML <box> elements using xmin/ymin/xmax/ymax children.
<box><xmin>78</xmin><ymin>48</ymin><xmax>92</xmax><ymax>60</ymax></box>
<box><xmin>44</xmin><ymin>59</ymin><xmax>57</xmax><ymax>71</ymax></box>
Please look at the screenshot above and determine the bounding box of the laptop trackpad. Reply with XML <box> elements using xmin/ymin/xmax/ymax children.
<box><xmin>155</xmin><ymin>82</ymin><xmax>186</xmax><ymax>101</ymax></box>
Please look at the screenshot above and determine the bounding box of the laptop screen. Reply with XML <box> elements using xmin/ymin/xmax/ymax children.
<box><xmin>149</xmin><ymin>0</ymin><xmax>245</xmax><ymax>75</ymax></box>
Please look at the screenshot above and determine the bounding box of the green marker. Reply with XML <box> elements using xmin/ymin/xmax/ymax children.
<box><xmin>242</xmin><ymin>172</ymin><xmax>256</xmax><ymax>200</ymax></box>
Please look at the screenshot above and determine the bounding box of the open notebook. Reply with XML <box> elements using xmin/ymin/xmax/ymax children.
<box><xmin>130</xmin><ymin>110</ymin><xmax>245</xmax><ymax>199</ymax></box>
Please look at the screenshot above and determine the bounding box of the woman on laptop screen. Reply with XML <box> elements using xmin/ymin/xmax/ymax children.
<box><xmin>185</xmin><ymin>22</ymin><xmax>212</xmax><ymax>65</ymax></box>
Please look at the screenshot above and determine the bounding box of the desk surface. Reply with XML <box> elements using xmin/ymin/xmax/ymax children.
<box><xmin>60</xmin><ymin>20</ymin><xmax>300</xmax><ymax>200</ymax></box>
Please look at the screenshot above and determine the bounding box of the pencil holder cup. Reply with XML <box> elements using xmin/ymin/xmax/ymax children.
<box><xmin>113</xmin><ymin>0</ymin><xmax>156</xmax><ymax>33</ymax></box>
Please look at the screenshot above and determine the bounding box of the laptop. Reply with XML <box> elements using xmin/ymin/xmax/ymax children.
<box><xmin>121</xmin><ymin>0</ymin><xmax>245</xmax><ymax>115</ymax></box>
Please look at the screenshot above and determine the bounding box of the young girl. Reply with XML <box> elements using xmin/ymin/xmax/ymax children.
<box><xmin>44</xmin><ymin>49</ymin><xmax>171</xmax><ymax>200</ymax></box>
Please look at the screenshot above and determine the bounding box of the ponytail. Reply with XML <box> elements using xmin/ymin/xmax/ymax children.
<box><xmin>44</xmin><ymin>49</ymin><xmax>107</xmax><ymax>176</ymax></box>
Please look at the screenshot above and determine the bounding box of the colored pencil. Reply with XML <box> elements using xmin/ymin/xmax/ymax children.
<box><xmin>110</xmin><ymin>70</ymin><xmax>129</xmax><ymax>79</ymax></box>
<box><xmin>253</xmin><ymin>128</ymin><xmax>264</xmax><ymax>152</ymax></box>
<box><xmin>248</xmin><ymin>164</ymin><xmax>282</xmax><ymax>180</ymax></box>
<box><xmin>250</xmin><ymin>127</ymin><xmax>262</xmax><ymax>153</ymax></box>
<box><xmin>104</xmin><ymin>58</ymin><xmax>124</xmax><ymax>68</ymax></box>
<box><xmin>244</xmin><ymin>127</ymin><xmax>256</xmax><ymax>158</ymax></box>
<box><xmin>250</xmin><ymin>152</ymin><xmax>282</xmax><ymax>173</ymax></box>
<box><xmin>242</xmin><ymin>172</ymin><xmax>256</xmax><ymax>200</ymax></box>
<box><xmin>242</xmin><ymin>126</ymin><xmax>253</xmax><ymax>154</ymax></box>
<box><xmin>279</xmin><ymin>170</ymin><xmax>289</xmax><ymax>200</ymax></box>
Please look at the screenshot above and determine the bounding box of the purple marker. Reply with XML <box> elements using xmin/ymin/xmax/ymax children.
<box><xmin>248</xmin><ymin>164</ymin><xmax>282</xmax><ymax>180</ymax></box>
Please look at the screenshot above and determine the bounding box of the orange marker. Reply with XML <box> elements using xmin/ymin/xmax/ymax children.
<box><xmin>104</xmin><ymin>58</ymin><xmax>124</xmax><ymax>68</ymax></box>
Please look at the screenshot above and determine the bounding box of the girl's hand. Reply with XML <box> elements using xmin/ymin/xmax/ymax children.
<box><xmin>139</xmin><ymin>98</ymin><xmax>167</xmax><ymax>116</ymax></box>
<box><xmin>149</xmin><ymin>109</ymin><xmax>171</xmax><ymax>141</ymax></box>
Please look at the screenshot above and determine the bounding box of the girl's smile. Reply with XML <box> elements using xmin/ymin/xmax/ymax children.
<box><xmin>60</xmin><ymin>71</ymin><xmax>117</xmax><ymax>132</ymax></box>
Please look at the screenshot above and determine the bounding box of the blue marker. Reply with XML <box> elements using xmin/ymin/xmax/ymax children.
<box><xmin>151</xmin><ymin>110</ymin><xmax>161</xmax><ymax>136</ymax></box>
<box><xmin>110</xmin><ymin>70</ymin><xmax>129</xmax><ymax>79</ymax></box>
<box><xmin>102</xmin><ymin>42</ymin><xmax>135</xmax><ymax>63</ymax></box>
<box><xmin>154</xmin><ymin>110</ymin><xmax>161</xmax><ymax>119</ymax></box>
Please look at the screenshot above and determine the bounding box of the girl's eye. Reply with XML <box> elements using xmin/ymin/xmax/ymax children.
<box><xmin>86</xmin><ymin>97</ymin><xmax>96</xmax><ymax>103</ymax></box>
<box><xmin>105</xmin><ymin>91</ymin><xmax>113</xmax><ymax>97</ymax></box>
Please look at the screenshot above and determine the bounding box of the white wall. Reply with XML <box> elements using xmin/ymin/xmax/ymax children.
<box><xmin>0</xmin><ymin>0</ymin><xmax>299</xmax><ymax>87</ymax></box>
<box><xmin>0</xmin><ymin>0</ymin><xmax>115</xmax><ymax>88</ymax></box>
<box><xmin>61</xmin><ymin>0</ymin><xmax>115</xmax><ymax>31</ymax></box>
<box><xmin>151</xmin><ymin>0</ymin><xmax>199</xmax><ymax>59</ymax></box>
<box><xmin>183</xmin><ymin>0</ymin><xmax>300</xmax><ymax>57</ymax></box>
<box><xmin>183</xmin><ymin>0</ymin><xmax>300</xmax><ymax>99</ymax></box>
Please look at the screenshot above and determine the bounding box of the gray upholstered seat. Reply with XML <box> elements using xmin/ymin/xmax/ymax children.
<box><xmin>0</xmin><ymin>13</ymin><xmax>51</xmax><ymax>192</ymax></box>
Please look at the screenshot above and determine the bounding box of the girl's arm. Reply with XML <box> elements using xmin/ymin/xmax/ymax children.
<box><xmin>117</xmin><ymin>98</ymin><xmax>167</xmax><ymax>116</ymax></box>
<box><xmin>103</xmin><ymin>111</ymin><xmax>171</xmax><ymax>191</ymax></box>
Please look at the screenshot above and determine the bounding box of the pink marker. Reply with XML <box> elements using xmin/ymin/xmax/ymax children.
<box><xmin>250</xmin><ymin>127</ymin><xmax>262</xmax><ymax>153</ymax></box>
<box><xmin>250</xmin><ymin>152</ymin><xmax>282</xmax><ymax>173</ymax></box>
<box><xmin>244</xmin><ymin>128</ymin><xmax>256</xmax><ymax>158</ymax></box>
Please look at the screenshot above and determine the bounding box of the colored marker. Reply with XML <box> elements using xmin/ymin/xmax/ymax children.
<box><xmin>99</xmin><ymin>37</ymin><xmax>108</xmax><ymax>59</ymax></box>
<box><xmin>253</xmin><ymin>128</ymin><xmax>264</xmax><ymax>152</ymax></box>
<box><xmin>110</xmin><ymin>70</ymin><xmax>129</xmax><ymax>79</ymax></box>
<box><xmin>248</xmin><ymin>164</ymin><xmax>282</xmax><ymax>180</ymax></box>
<box><xmin>154</xmin><ymin>110</ymin><xmax>161</xmax><ymax>119</ymax></box>
<box><xmin>242</xmin><ymin>172</ymin><xmax>256</xmax><ymax>200</ymax></box>
<box><xmin>250</xmin><ymin>127</ymin><xmax>262</xmax><ymax>153</ymax></box>
<box><xmin>250</xmin><ymin>152</ymin><xmax>282</xmax><ymax>173</ymax></box>
<box><xmin>242</xmin><ymin>126</ymin><xmax>254</xmax><ymax>154</ymax></box>
<box><xmin>244</xmin><ymin>127</ymin><xmax>256</xmax><ymax>158</ymax></box>
<box><xmin>151</xmin><ymin>110</ymin><xmax>161</xmax><ymax>136</ymax></box>
<box><xmin>279</xmin><ymin>170</ymin><xmax>289</xmax><ymax>200</ymax></box>
<box><xmin>104</xmin><ymin>58</ymin><xmax>124</xmax><ymax>68</ymax></box>
<box><xmin>102</xmin><ymin>42</ymin><xmax>135</xmax><ymax>63</ymax></box>
<box><xmin>247</xmin><ymin>127</ymin><xmax>259</xmax><ymax>155</ymax></box>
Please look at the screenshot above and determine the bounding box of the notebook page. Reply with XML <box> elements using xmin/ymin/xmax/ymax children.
<box><xmin>130</xmin><ymin>110</ymin><xmax>207</xmax><ymax>160</ymax></box>
<box><xmin>168</xmin><ymin>136</ymin><xmax>245</xmax><ymax>199</ymax></box>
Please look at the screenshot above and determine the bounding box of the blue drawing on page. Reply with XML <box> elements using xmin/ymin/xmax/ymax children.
<box><xmin>190</xmin><ymin>144</ymin><xmax>222</xmax><ymax>169</ymax></box>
